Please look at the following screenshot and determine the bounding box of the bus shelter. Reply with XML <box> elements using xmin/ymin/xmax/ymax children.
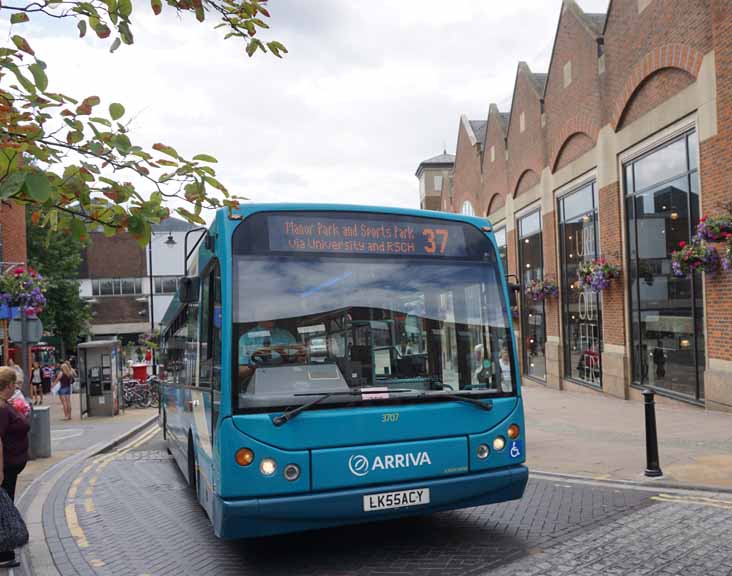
<box><xmin>78</xmin><ymin>340</ymin><xmax>122</xmax><ymax>417</ymax></box>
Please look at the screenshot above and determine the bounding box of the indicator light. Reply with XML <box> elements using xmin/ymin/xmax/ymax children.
<box><xmin>235</xmin><ymin>448</ymin><xmax>254</xmax><ymax>466</ymax></box>
<box><xmin>508</xmin><ymin>424</ymin><xmax>521</xmax><ymax>439</ymax></box>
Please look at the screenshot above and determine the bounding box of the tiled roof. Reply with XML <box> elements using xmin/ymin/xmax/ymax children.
<box><xmin>469</xmin><ymin>120</ymin><xmax>487</xmax><ymax>146</ymax></box>
<box><xmin>530</xmin><ymin>73</ymin><xmax>548</xmax><ymax>94</ymax></box>
<box><xmin>582</xmin><ymin>12</ymin><xmax>607</xmax><ymax>35</ymax></box>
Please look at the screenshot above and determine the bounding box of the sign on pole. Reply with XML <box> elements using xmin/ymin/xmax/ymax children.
<box><xmin>9</xmin><ymin>317</ymin><xmax>43</xmax><ymax>343</ymax></box>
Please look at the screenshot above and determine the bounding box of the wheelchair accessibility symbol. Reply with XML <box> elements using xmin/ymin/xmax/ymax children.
<box><xmin>509</xmin><ymin>440</ymin><xmax>522</xmax><ymax>459</ymax></box>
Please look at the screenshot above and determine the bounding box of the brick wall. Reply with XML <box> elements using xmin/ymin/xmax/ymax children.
<box><xmin>702</xmin><ymin>0</ymin><xmax>732</xmax><ymax>361</ymax></box>
<box><xmin>542</xmin><ymin>213</ymin><xmax>560</xmax><ymax>338</ymax></box>
<box><xmin>93</xmin><ymin>297</ymin><xmax>148</xmax><ymax>324</ymax></box>
<box><xmin>598</xmin><ymin>182</ymin><xmax>625</xmax><ymax>347</ymax></box>
<box><xmin>450</xmin><ymin>117</ymin><xmax>483</xmax><ymax>214</ymax></box>
<box><xmin>83</xmin><ymin>232</ymin><xmax>146</xmax><ymax>279</ymax></box>
<box><xmin>0</xmin><ymin>202</ymin><xmax>27</xmax><ymax>265</ymax></box>
<box><xmin>482</xmin><ymin>104</ymin><xmax>509</xmax><ymax>216</ymax></box>
<box><xmin>507</xmin><ymin>64</ymin><xmax>546</xmax><ymax>198</ymax></box>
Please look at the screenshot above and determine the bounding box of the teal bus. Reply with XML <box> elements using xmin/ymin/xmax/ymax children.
<box><xmin>159</xmin><ymin>204</ymin><xmax>527</xmax><ymax>539</ymax></box>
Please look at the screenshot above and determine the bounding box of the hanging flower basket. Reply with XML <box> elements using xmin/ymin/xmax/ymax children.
<box><xmin>577</xmin><ymin>258</ymin><xmax>620</xmax><ymax>293</ymax></box>
<box><xmin>0</xmin><ymin>266</ymin><xmax>48</xmax><ymax>316</ymax></box>
<box><xmin>695</xmin><ymin>213</ymin><xmax>732</xmax><ymax>242</ymax></box>
<box><xmin>671</xmin><ymin>240</ymin><xmax>721</xmax><ymax>277</ymax></box>
<box><xmin>525</xmin><ymin>278</ymin><xmax>558</xmax><ymax>302</ymax></box>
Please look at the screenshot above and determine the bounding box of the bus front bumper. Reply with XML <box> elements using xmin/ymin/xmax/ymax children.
<box><xmin>213</xmin><ymin>465</ymin><xmax>528</xmax><ymax>539</ymax></box>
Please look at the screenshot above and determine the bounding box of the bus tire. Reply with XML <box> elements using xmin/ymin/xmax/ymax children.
<box><xmin>188</xmin><ymin>434</ymin><xmax>198</xmax><ymax>499</ymax></box>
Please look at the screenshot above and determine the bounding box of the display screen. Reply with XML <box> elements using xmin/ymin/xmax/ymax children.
<box><xmin>266</xmin><ymin>214</ymin><xmax>470</xmax><ymax>257</ymax></box>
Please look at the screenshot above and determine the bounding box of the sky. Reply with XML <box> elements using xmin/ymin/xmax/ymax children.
<box><xmin>6</xmin><ymin>0</ymin><xmax>610</xmax><ymax>221</ymax></box>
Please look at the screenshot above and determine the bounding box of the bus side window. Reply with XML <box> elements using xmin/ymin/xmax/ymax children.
<box><xmin>211</xmin><ymin>263</ymin><xmax>222</xmax><ymax>391</ymax></box>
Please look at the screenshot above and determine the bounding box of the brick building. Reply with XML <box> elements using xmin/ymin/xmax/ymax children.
<box><xmin>419</xmin><ymin>0</ymin><xmax>732</xmax><ymax>412</ymax></box>
<box><xmin>0</xmin><ymin>201</ymin><xmax>27</xmax><ymax>267</ymax></box>
<box><xmin>80</xmin><ymin>218</ymin><xmax>195</xmax><ymax>342</ymax></box>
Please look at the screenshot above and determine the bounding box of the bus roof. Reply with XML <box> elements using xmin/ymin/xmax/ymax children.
<box><xmin>229</xmin><ymin>203</ymin><xmax>493</xmax><ymax>230</ymax></box>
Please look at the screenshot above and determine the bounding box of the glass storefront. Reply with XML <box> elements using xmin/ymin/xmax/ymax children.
<box><xmin>624</xmin><ymin>131</ymin><xmax>704</xmax><ymax>401</ymax></box>
<box><xmin>558</xmin><ymin>182</ymin><xmax>602</xmax><ymax>386</ymax></box>
<box><xmin>518</xmin><ymin>211</ymin><xmax>546</xmax><ymax>381</ymax></box>
<box><xmin>494</xmin><ymin>227</ymin><xmax>508</xmax><ymax>274</ymax></box>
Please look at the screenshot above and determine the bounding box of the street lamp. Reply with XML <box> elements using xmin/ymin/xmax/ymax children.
<box><xmin>148</xmin><ymin>231</ymin><xmax>177</xmax><ymax>375</ymax></box>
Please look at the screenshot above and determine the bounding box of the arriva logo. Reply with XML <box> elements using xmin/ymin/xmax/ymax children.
<box><xmin>347</xmin><ymin>452</ymin><xmax>432</xmax><ymax>477</ymax></box>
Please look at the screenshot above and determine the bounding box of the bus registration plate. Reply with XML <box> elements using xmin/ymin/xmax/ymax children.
<box><xmin>363</xmin><ymin>488</ymin><xmax>430</xmax><ymax>512</ymax></box>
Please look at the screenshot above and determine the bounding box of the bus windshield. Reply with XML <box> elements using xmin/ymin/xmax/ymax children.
<box><xmin>233</xmin><ymin>254</ymin><xmax>516</xmax><ymax>411</ymax></box>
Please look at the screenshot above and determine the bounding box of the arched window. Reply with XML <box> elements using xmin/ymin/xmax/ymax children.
<box><xmin>461</xmin><ymin>201</ymin><xmax>475</xmax><ymax>216</ymax></box>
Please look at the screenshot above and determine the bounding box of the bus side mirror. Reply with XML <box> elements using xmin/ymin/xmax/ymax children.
<box><xmin>505</xmin><ymin>274</ymin><xmax>521</xmax><ymax>308</ymax></box>
<box><xmin>178</xmin><ymin>277</ymin><xmax>200</xmax><ymax>304</ymax></box>
<box><xmin>508</xmin><ymin>283</ymin><xmax>521</xmax><ymax>308</ymax></box>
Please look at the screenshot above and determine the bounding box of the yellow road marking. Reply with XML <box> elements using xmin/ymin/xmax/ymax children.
<box><xmin>65</xmin><ymin>503</ymin><xmax>89</xmax><ymax>548</ymax></box>
<box><xmin>64</xmin><ymin>425</ymin><xmax>161</xmax><ymax>553</ymax></box>
<box><xmin>652</xmin><ymin>493</ymin><xmax>732</xmax><ymax>510</ymax></box>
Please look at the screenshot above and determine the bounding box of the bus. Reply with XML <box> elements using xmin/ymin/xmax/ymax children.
<box><xmin>159</xmin><ymin>204</ymin><xmax>527</xmax><ymax>539</ymax></box>
<box><xmin>8</xmin><ymin>343</ymin><xmax>57</xmax><ymax>368</ymax></box>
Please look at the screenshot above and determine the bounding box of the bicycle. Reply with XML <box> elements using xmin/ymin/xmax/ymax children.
<box><xmin>147</xmin><ymin>376</ymin><xmax>161</xmax><ymax>409</ymax></box>
<box><xmin>121</xmin><ymin>378</ymin><xmax>151</xmax><ymax>408</ymax></box>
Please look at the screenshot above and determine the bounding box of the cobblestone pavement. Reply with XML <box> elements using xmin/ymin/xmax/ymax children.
<box><xmin>27</xmin><ymin>428</ymin><xmax>732</xmax><ymax>576</ymax></box>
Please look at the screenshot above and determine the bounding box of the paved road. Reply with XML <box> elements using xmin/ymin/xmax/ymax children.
<box><xmin>27</xmin><ymin>428</ymin><xmax>732</xmax><ymax>576</ymax></box>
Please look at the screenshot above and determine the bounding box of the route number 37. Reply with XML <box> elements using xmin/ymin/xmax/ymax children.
<box><xmin>422</xmin><ymin>228</ymin><xmax>449</xmax><ymax>254</ymax></box>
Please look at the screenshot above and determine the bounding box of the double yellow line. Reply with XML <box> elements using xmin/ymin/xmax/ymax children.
<box><xmin>66</xmin><ymin>425</ymin><xmax>160</xmax><ymax>550</ymax></box>
<box><xmin>651</xmin><ymin>493</ymin><xmax>732</xmax><ymax>510</ymax></box>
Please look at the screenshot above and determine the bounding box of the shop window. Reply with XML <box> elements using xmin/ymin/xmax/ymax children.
<box><xmin>625</xmin><ymin>130</ymin><xmax>704</xmax><ymax>402</ymax></box>
<box><xmin>559</xmin><ymin>181</ymin><xmax>602</xmax><ymax>386</ymax></box>
<box><xmin>494</xmin><ymin>227</ymin><xmax>508</xmax><ymax>274</ymax></box>
<box><xmin>518</xmin><ymin>210</ymin><xmax>546</xmax><ymax>381</ymax></box>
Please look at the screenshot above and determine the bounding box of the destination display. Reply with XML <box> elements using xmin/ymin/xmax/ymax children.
<box><xmin>267</xmin><ymin>214</ymin><xmax>470</xmax><ymax>257</ymax></box>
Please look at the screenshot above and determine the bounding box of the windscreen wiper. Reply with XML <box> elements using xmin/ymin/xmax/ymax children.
<box><xmin>272</xmin><ymin>388</ymin><xmax>416</xmax><ymax>427</ymax></box>
<box><xmin>424</xmin><ymin>392</ymin><xmax>494</xmax><ymax>411</ymax></box>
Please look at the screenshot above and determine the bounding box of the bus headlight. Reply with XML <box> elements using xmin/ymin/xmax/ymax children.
<box><xmin>235</xmin><ymin>448</ymin><xmax>254</xmax><ymax>466</ymax></box>
<box><xmin>283</xmin><ymin>464</ymin><xmax>301</xmax><ymax>481</ymax></box>
<box><xmin>493</xmin><ymin>436</ymin><xmax>506</xmax><ymax>451</ymax></box>
<box><xmin>507</xmin><ymin>424</ymin><xmax>521</xmax><ymax>439</ymax></box>
<box><xmin>476</xmin><ymin>444</ymin><xmax>490</xmax><ymax>460</ymax></box>
<box><xmin>260</xmin><ymin>458</ymin><xmax>277</xmax><ymax>476</ymax></box>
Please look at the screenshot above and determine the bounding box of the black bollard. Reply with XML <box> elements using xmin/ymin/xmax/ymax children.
<box><xmin>642</xmin><ymin>389</ymin><xmax>663</xmax><ymax>477</ymax></box>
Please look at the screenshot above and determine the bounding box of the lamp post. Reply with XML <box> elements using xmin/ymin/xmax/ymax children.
<box><xmin>147</xmin><ymin>232</ymin><xmax>177</xmax><ymax>375</ymax></box>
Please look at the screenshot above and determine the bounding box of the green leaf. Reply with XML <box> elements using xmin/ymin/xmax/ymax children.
<box><xmin>70</xmin><ymin>219</ymin><xmax>88</xmax><ymax>242</ymax></box>
<box><xmin>246</xmin><ymin>39</ymin><xmax>260</xmax><ymax>57</ymax></box>
<box><xmin>23</xmin><ymin>172</ymin><xmax>52</xmax><ymax>202</ymax></box>
<box><xmin>89</xmin><ymin>116</ymin><xmax>112</xmax><ymax>127</ymax></box>
<box><xmin>119</xmin><ymin>21</ymin><xmax>134</xmax><ymax>44</ymax></box>
<box><xmin>192</xmin><ymin>154</ymin><xmax>217</xmax><ymax>163</ymax></box>
<box><xmin>77</xmin><ymin>19</ymin><xmax>87</xmax><ymax>38</ymax></box>
<box><xmin>203</xmin><ymin>175</ymin><xmax>227</xmax><ymax>193</ymax></box>
<box><xmin>152</xmin><ymin>142</ymin><xmax>179</xmax><ymax>159</ymax></box>
<box><xmin>109</xmin><ymin>37</ymin><xmax>121</xmax><ymax>53</ymax></box>
<box><xmin>112</xmin><ymin>133</ymin><xmax>131</xmax><ymax>154</ymax></box>
<box><xmin>28</xmin><ymin>62</ymin><xmax>48</xmax><ymax>91</ymax></box>
<box><xmin>11</xmin><ymin>35</ymin><xmax>34</xmax><ymax>55</ymax></box>
<box><xmin>0</xmin><ymin>172</ymin><xmax>27</xmax><ymax>200</ymax></box>
<box><xmin>10</xmin><ymin>13</ymin><xmax>30</xmax><ymax>25</ymax></box>
<box><xmin>118</xmin><ymin>0</ymin><xmax>132</xmax><ymax>18</ymax></box>
<box><xmin>109</xmin><ymin>102</ymin><xmax>125</xmax><ymax>120</ymax></box>
<box><xmin>5</xmin><ymin>63</ymin><xmax>36</xmax><ymax>93</ymax></box>
<box><xmin>150</xmin><ymin>0</ymin><xmax>162</xmax><ymax>15</ymax></box>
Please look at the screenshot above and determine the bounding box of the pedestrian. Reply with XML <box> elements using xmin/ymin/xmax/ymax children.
<box><xmin>53</xmin><ymin>362</ymin><xmax>76</xmax><ymax>420</ymax></box>
<box><xmin>41</xmin><ymin>364</ymin><xmax>53</xmax><ymax>397</ymax></box>
<box><xmin>6</xmin><ymin>359</ymin><xmax>23</xmax><ymax>392</ymax></box>
<box><xmin>31</xmin><ymin>361</ymin><xmax>43</xmax><ymax>406</ymax></box>
<box><xmin>0</xmin><ymin>366</ymin><xmax>30</xmax><ymax>568</ymax></box>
